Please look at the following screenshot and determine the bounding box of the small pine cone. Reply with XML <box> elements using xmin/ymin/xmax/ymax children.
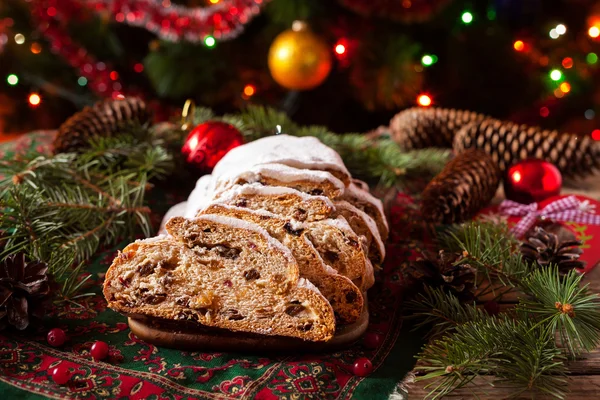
<box><xmin>0</xmin><ymin>254</ymin><xmax>51</xmax><ymax>331</ymax></box>
<box><xmin>521</xmin><ymin>226</ymin><xmax>584</xmax><ymax>274</ymax></box>
<box><xmin>53</xmin><ymin>97</ymin><xmax>152</xmax><ymax>154</ymax></box>
<box><xmin>421</xmin><ymin>149</ymin><xmax>501</xmax><ymax>224</ymax></box>
<box><xmin>403</xmin><ymin>250</ymin><xmax>477</xmax><ymax>301</ymax></box>
<box><xmin>389</xmin><ymin>107</ymin><xmax>487</xmax><ymax>150</ymax></box>
<box><xmin>453</xmin><ymin>119</ymin><xmax>600</xmax><ymax>178</ymax></box>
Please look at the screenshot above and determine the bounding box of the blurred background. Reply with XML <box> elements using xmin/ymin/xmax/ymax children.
<box><xmin>0</xmin><ymin>0</ymin><xmax>599</xmax><ymax>139</ymax></box>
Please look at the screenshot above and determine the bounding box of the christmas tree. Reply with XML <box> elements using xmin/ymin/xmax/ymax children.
<box><xmin>0</xmin><ymin>0</ymin><xmax>599</xmax><ymax>138</ymax></box>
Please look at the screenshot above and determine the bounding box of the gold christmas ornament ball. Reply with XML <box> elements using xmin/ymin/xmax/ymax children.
<box><xmin>268</xmin><ymin>21</ymin><xmax>332</xmax><ymax>91</ymax></box>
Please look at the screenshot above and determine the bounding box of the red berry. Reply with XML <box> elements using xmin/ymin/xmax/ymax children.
<box><xmin>363</xmin><ymin>331</ymin><xmax>383</xmax><ymax>349</ymax></box>
<box><xmin>91</xmin><ymin>341</ymin><xmax>109</xmax><ymax>361</ymax></box>
<box><xmin>47</xmin><ymin>328</ymin><xmax>67</xmax><ymax>347</ymax></box>
<box><xmin>352</xmin><ymin>357</ymin><xmax>373</xmax><ymax>377</ymax></box>
<box><xmin>50</xmin><ymin>364</ymin><xmax>70</xmax><ymax>385</ymax></box>
<box><xmin>484</xmin><ymin>301</ymin><xmax>500</xmax><ymax>316</ymax></box>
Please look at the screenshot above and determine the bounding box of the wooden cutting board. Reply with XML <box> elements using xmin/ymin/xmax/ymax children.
<box><xmin>128</xmin><ymin>302</ymin><xmax>369</xmax><ymax>353</ymax></box>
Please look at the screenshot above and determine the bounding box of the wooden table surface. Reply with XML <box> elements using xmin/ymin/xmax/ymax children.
<box><xmin>405</xmin><ymin>175</ymin><xmax>600</xmax><ymax>399</ymax></box>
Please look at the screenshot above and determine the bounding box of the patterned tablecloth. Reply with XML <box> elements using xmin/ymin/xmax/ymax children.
<box><xmin>0</xmin><ymin>132</ymin><xmax>425</xmax><ymax>400</ymax></box>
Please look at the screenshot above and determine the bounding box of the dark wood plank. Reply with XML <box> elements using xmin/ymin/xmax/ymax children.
<box><xmin>406</xmin><ymin>375</ymin><xmax>600</xmax><ymax>399</ymax></box>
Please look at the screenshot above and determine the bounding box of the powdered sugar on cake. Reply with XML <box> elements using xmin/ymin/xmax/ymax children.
<box><xmin>344</xmin><ymin>182</ymin><xmax>389</xmax><ymax>232</ymax></box>
<box><xmin>212</xmin><ymin>135</ymin><xmax>351</xmax><ymax>184</ymax></box>
<box><xmin>214</xmin><ymin>163</ymin><xmax>346</xmax><ymax>194</ymax></box>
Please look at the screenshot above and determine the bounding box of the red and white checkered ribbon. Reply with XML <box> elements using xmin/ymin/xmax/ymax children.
<box><xmin>499</xmin><ymin>196</ymin><xmax>600</xmax><ymax>238</ymax></box>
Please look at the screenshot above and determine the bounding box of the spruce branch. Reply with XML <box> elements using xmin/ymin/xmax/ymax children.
<box><xmin>416</xmin><ymin>317</ymin><xmax>568</xmax><ymax>399</ymax></box>
<box><xmin>0</xmin><ymin>133</ymin><xmax>173</xmax><ymax>299</ymax></box>
<box><xmin>193</xmin><ymin>105</ymin><xmax>450</xmax><ymax>188</ymax></box>
<box><xmin>405</xmin><ymin>287</ymin><xmax>485</xmax><ymax>338</ymax></box>
<box><xmin>518</xmin><ymin>267</ymin><xmax>600</xmax><ymax>357</ymax></box>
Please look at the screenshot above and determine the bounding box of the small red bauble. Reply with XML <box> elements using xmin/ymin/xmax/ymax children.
<box><xmin>50</xmin><ymin>364</ymin><xmax>71</xmax><ymax>385</ymax></box>
<box><xmin>504</xmin><ymin>159</ymin><xmax>562</xmax><ymax>204</ymax></box>
<box><xmin>181</xmin><ymin>121</ymin><xmax>244</xmax><ymax>172</ymax></box>
<box><xmin>363</xmin><ymin>331</ymin><xmax>383</xmax><ymax>349</ymax></box>
<box><xmin>91</xmin><ymin>340</ymin><xmax>110</xmax><ymax>361</ymax></box>
<box><xmin>483</xmin><ymin>300</ymin><xmax>500</xmax><ymax>316</ymax></box>
<box><xmin>47</xmin><ymin>328</ymin><xmax>67</xmax><ymax>347</ymax></box>
<box><xmin>352</xmin><ymin>357</ymin><xmax>373</xmax><ymax>377</ymax></box>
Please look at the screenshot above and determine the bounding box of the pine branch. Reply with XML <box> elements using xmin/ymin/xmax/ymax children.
<box><xmin>0</xmin><ymin>133</ymin><xmax>173</xmax><ymax>299</ymax></box>
<box><xmin>518</xmin><ymin>267</ymin><xmax>600</xmax><ymax>357</ymax></box>
<box><xmin>405</xmin><ymin>287</ymin><xmax>485</xmax><ymax>338</ymax></box>
<box><xmin>416</xmin><ymin>316</ymin><xmax>568</xmax><ymax>399</ymax></box>
<box><xmin>192</xmin><ymin>105</ymin><xmax>449</xmax><ymax>188</ymax></box>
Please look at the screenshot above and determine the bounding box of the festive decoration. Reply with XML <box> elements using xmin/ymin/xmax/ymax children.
<box><xmin>454</xmin><ymin>119</ymin><xmax>600</xmax><ymax>178</ymax></box>
<box><xmin>363</xmin><ymin>331</ymin><xmax>383</xmax><ymax>349</ymax></box>
<box><xmin>337</xmin><ymin>0</ymin><xmax>453</xmax><ymax>22</ymax></box>
<box><xmin>91</xmin><ymin>340</ymin><xmax>110</xmax><ymax>361</ymax></box>
<box><xmin>416</xmin><ymin>94</ymin><xmax>433</xmax><ymax>107</ymax></box>
<box><xmin>53</xmin><ymin>97</ymin><xmax>151</xmax><ymax>153</ymax></box>
<box><xmin>521</xmin><ymin>226</ymin><xmax>584</xmax><ymax>275</ymax></box>
<box><xmin>267</xmin><ymin>21</ymin><xmax>332</xmax><ymax>91</ymax></box>
<box><xmin>28</xmin><ymin>93</ymin><xmax>41</xmax><ymax>107</ymax></box>
<box><xmin>0</xmin><ymin>254</ymin><xmax>50</xmax><ymax>331</ymax></box>
<box><xmin>405</xmin><ymin>220</ymin><xmax>600</xmax><ymax>398</ymax></box>
<box><xmin>503</xmin><ymin>159</ymin><xmax>562</xmax><ymax>204</ymax></box>
<box><xmin>389</xmin><ymin>107</ymin><xmax>486</xmax><ymax>150</ymax></box>
<box><xmin>50</xmin><ymin>364</ymin><xmax>71</xmax><ymax>385</ymax></box>
<box><xmin>421</xmin><ymin>149</ymin><xmax>501</xmax><ymax>224</ymax></box>
<box><xmin>498</xmin><ymin>196</ymin><xmax>600</xmax><ymax>239</ymax></box>
<box><xmin>403</xmin><ymin>250</ymin><xmax>477</xmax><ymax>301</ymax></box>
<box><xmin>181</xmin><ymin>121</ymin><xmax>244</xmax><ymax>171</ymax></box>
<box><xmin>47</xmin><ymin>328</ymin><xmax>67</xmax><ymax>347</ymax></box>
<box><xmin>71</xmin><ymin>0</ymin><xmax>268</xmax><ymax>42</ymax></box>
<box><xmin>352</xmin><ymin>357</ymin><xmax>373</xmax><ymax>377</ymax></box>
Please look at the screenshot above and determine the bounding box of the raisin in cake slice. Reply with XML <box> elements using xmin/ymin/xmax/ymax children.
<box><xmin>214</xmin><ymin>163</ymin><xmax>346</xmax><ymax>199</ymax></box>
<box><xmin>212</xmin><ymin>134</ymin><xmax>352</xmax><ymax>186</ymax></box>
<box><xmin>342</xmin><ymin>181</ymin><xmax>389</xmax><ymax>241</ymax></box>
<box><xmin>208</xmin><ymin>183</ymin><xmax>334</xmax><ymax>222</ymax></box>
<box><xmin>334</xmin><ymin>200</ymin><xmax>385</xmax><ymax>265</ymax></box>
<box><xmin>306</xmin><ymin>217</ymin><xmax>374</xmax><ymax>291</ymax></box>
<box><xmin>105</xmin><ymin>216</ymin><xmax>335</xmax><ymax>342</ymax></box>
<box><xmin>200</xmin><ymin>204</ymin><xmax>363</xmax><ymax>324</ymax></box>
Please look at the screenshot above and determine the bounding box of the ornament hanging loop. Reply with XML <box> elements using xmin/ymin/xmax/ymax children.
<box><xmin>181</xmin><ymin>99</ymin><xmax>196</xmax><ymax>131</ymax></box>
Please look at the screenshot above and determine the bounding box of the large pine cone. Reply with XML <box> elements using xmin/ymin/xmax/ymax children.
<box><xmin>521</xmin><ymin>226</ymin><xmax>584</xmax><ymax>274</ymax></box>
<box><xmin>389</xmin><ymin>107</ymin><xmax>487</xmax><ymax>150</ymax></box>
<box><xmin>0</xmin><ymin>254</ymin><xmax>50</xmax><ymax>330</ymax></box>
<box><xmin>421</xmin><ymin>149</ymin><xmax>501</xmax><ymax>224</ymax></box>
<box><xmin>453</xmin><ymin>119</ymin><xmax>600</xmax><ymax>178</ymax></box>
<box><xmin>53</xmin><ymin>97</ymin><xmax>152</xmax><ymax>154</ymax></box>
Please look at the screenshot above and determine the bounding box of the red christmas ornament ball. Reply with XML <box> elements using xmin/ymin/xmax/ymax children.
<box><xmin>504</xmin><ymin>159</ymin><xmax>562</xmax><ymax>204</ymax></box>
<box><xmin>363</xmin><ymin>331</ymin><xmax>383</xmax><ymax>349</ymax></box>
<box><xmin>47</xmin><ymin>328</ymin><xmax>67</xmax><ymax>347</ymax></box>
<box><xmin>352</xmin><ymin>357</ymin><xmax>373</xmax><ymax>377</ymax></box>
<box><xmin>50</xmin><ymin>364</ymin><xmax>71</xmax><ymax>385</ymax></box>
<box><xmin>181</xmin><ymin>121</ymin><xmax>244</xmax><ymax>172</ymax></box>
<box><xmin>91</xmin><ymin>340</ymin><xmax>110</xmax><ymax>361</ymax></box>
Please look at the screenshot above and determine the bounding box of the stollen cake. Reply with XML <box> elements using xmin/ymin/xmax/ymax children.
<box><xmin>213</xmin><ymin>163</ymin><xmax>346</xmax><ymax>199</ymax></box>
<box><xmin>211</xmin><ymin>134</ymin><xmax>352</xmax><ymax>186</ymax></box>
<box><xmin>200</xmin><ymin>204</ymin><xmax>363</xmax><ymax>324</ymax></box>
<box><xmin>211</xmin><ymin>183</ymin><xmax>335</xmax><ymax>222</ymax></box>
<box><xmin>107</xmin><ymin>134</ymin><xmax>388</xmax><ymax>345</ymax></box>
<box><xmin>104</xmin><ymin>215</ymin><xmax>336</xmax><ymax>342</ymax></box>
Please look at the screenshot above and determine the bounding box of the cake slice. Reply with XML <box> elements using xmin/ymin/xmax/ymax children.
<box><xmin>305</xmin><ymin>217</ymin><xmax>374</xmax><ymax>290</ymax></box>
<box><xmin>211</xmin><ymin>134</ymin><xmax>352</xmax><ymax>186</ymax></box>
<box><xmin>200</xmin><ymin>204</ymin><xmax>363</xmax><ymax>324</ymax></box>
<box><xmin>334</xmin><ymin>200</ymin><xmax>385</xmax><ymax>265</ymax></box>
<box><xmin>214</xmin><ymin>163</ymin><xmax>346</xmax><ymax>199</ymax></box>
<box><xmin>341</xmin><ymin>182</ymin><xmax>389</xmax><ymax>241</ymax></box>
<box><xmin>210</xmin><ymin>183</ymin><xmax>335</xmax><ymax>222</ymax></box>
<box><xmin>105</xmin><ymin>215</ymin><xmax>336</xmax><ymax>342</ymax></box>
